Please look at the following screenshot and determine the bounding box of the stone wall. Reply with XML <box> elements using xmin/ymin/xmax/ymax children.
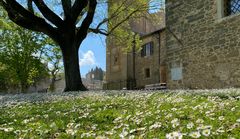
<box><xmin>166</xmin><ymin>0</ymin><xmax>240</xmax><ymax>89</ymax></box>
<box><xmin>105</xmin><ymin>10</ymin><xmax>166</xmax><ymax>90</ymax></box>
<box><xmin>130</xmin><ymin>11</ymin><xmax>165</xmax><ymax>34</ymax></box>
<box><xmin>135</xmin><ymin>30</ymin><xmax>166</xmax><ymax>88</ymax></box>
<box><xmin>105</xmin><ymin>43</ymin><xmax>131</xmax><ymax>90</ymax></box>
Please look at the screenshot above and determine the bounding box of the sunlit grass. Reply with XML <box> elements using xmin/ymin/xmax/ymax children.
<box><xmin>0</xmin><ymin>90</ymin><xmax>240</xmax><ymax>138</ymax></box>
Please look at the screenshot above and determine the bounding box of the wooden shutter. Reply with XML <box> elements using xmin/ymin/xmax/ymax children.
<box><xmin>224</xmin><ymin>0</ymin><xmax>231</xmax><ymax>16</ymax></box>
<box><xmin>141</xmin><ymin>46</ymin><xmax>145</xmax><ymax>57</ymax></box>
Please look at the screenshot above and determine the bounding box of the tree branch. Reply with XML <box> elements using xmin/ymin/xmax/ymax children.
<box><xmin>5</xmin><ymin>0</ymin><xmax>40</xmax><ymax>21</ymax></box>
<box><xmin>33</xmin><ymin>0</ymin><xmax>64</xmax><ymax>28</ymax></box>
<box><xmin>71</xmin><ymin>0</ymin><xmax>88</xmax><ymax>24</ymax></box>
<box><xmin>2</xmin><ymin>0</ymin><xmax>62</xmax><ymax>44</ymax></box>
<box><xmin>27</xmin><ymin>0</ymin><xmax>33</xmax><ymax>13</ymax></box>
<box><xmin>61</xmin><ymin>0</ymin><xmax>71</xmax><ymax>19</ymax></box>
<box><xmin>90</xmin><ymin>0</ymin><xmax>130</xmax><ymax>33</ymax></box>
<box><xmin>88</xmin><ymin>28</ymin><xmax>108</xmax><ymax>36</ymax></box>
<box><xmin>89</xmin><ymin>0</ymin><xmax>149</xmax><ymax>37</ymax></box>
<box><xmin>76</xmin><ymin>0</ymin><xmax>97</xmax><ymax>46</ymax></box>
<box><xmin>89</xmin><ymin>9</ymin><xmax>140</xmax><ymax>36</ymax></box>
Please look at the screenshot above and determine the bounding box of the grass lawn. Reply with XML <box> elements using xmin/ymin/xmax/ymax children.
<box><xmin>0</xmin><ymin>90</ymin><xmax>240</xmax><ymax>139</ymax></box>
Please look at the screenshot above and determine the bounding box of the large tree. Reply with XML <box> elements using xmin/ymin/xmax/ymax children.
<box><xmin>0</xmin><ymin>0</ymin><xmax>154</xmax><ymax>92</ymax></box>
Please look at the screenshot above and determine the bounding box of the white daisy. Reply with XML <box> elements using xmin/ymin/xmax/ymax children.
<box><xmin>189</xmin><ymin>131</ymin><xmax>201</xmax><ymax>138</ymax></box>
<box><xmin>202</xmin><ymin>129</ymin><xmax>211</xmax><ymax>137</ymax></box>
<box><xmin>218</xmin><ymin>116</ymin><xmax>225</xmax><ymax>121</ymax></box>
<box><xmin>187</xmin><ymin>122</ymin><xmax>194</xmax><ymax>129</ymax></box>
<box><xmin>166</xmin><ymin>131</ymin><xmax>183</xmax><ymax>139</ymax></box>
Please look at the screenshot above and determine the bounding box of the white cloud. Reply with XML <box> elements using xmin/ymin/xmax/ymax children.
<box><xmin>79</xmin><ymin>50</ymin><xmax>96</xmax><ymax>66</ymax></box>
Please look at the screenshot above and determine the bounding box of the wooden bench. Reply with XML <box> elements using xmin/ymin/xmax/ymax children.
<box><xmin>145</xmin><ymin>83</ymin><xmax>167</xmax><ymax>90</ymax></box>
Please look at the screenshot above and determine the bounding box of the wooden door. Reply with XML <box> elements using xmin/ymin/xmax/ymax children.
<box><xmin>160</xmin><ymin>66</ymin><xmax>167</xmax><ymax>83</ymax></box>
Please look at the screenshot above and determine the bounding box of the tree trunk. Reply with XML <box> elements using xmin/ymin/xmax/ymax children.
<box><xmin>49</xmin><ymin>76</ymin><xmax>56</xmax><ymax>92</ymax></box>
<box><xmin>20</xmin><ymin>82</ymin><xmax>28</xmax><ymax>93</ymax></box>
<box><xmin>61</xmin><ymin>42</ymin><xmax>87</xmax><ymax>92</ymax></box>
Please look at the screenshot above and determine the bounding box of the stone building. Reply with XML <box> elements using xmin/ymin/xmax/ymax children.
<box><xmin>166</xmin><ymin>0</ymin><xmax>240</xmax><ymax>89</ymax></box>
<box><xmin>86</xmin><ymin>67</ymin><xmax>105</xmax><ymax>81</ymax></box>
<box><xmin>104</xmin><ymin>11</ymin><xmax>167</xmax><ymax>90</ymax></box>
<box><xmin>105</xmin><ymin>0</ymin><xmax>240</xmax><ymax>90</ymax></box>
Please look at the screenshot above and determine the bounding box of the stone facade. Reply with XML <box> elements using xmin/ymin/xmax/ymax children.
<box><xmin>166</xmin><ymin>0</ymin><xmax>240</xmax><ymax>89</ymax></box>
<box><xmin>104</xmin><ymin>11</ymin><xmax>166</xmax><ymax>90</ymax></box>
<box><xmin>104</xmin><ymin>43</ymin><xmax>133</xmax><ymax>90</ymax></box>
<box><xmin>135</xmin><ymin>30</ymin><xmax>166</xmax><ymax>89</ymax></box>
<box><xmin>105</xmin><ymin>0</ymin><xmax>240</xmax><ymax>90</ymax></box>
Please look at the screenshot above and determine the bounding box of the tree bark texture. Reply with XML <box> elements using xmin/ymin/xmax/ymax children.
<box><xmin>61</xmin><ymin>42</ymin><xmax>87</xmax><ymax>92</ymax></box>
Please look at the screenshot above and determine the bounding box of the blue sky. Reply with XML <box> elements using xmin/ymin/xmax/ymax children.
<box><xmin>79</xmin><ymin>34</ymin><xmax>106</xmax><ymax>78</ymax></box>
<box><xmin>78</xmin><ymin>2</ymin><xmax>108</xmax><ymax>78</ymax></box>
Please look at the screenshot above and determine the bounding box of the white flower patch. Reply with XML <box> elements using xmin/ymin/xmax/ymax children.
<box><xmin>189</xmin><ymin>131</ymin><xmax>201</xmax><ymax>138</ymax></box>
<box><xmin>113</xmin><ymin>117</ymin><xmax>122</xmax><ymax>124</ymax></box>
<box><xmin>196</xmin><ymin>119</ymin><xmax>204</xmax><ymax>124</ymax></box>
<box><xmin>66</xmin><ymin>129</ymin><xmax>77</xmax><ymax>136</ymax></box>
<box><xmin>202</xmin><ymin>129</ymin><xmax>211</xmax><ymax>137</ymax></box>
<box><xmin>119</xmin><ymin>129</ymin><xmax>128</xmax><ymax>139</ymax></box>
<box><xmin>0</xmin><ymin>89</ymin><xmax>240</xmax><ymax>138</ymax></box>
<box><xmin>166</xmin><ymin>131</ymin><xmax>183</xmax><ymax>139</ymax></box>
<box><xmin>216</xmin><ymin>126</ymin><xmax>225</xmax><ymax>133</ymax></box>
<box><xmin>218</xmin><ymin>116</ymin><xmax>225</xmax><ymax>121</ymax></box>
<box><xmin>81</xmin><ymin>132</ymin><xmax>96</xmax><ymax>138</ymax></box>
<box><xmin>171</xmin><ymin>118</ymin><xmax>180</xmax><ymax>128</ymax></box>
<box><xmin>0</xmin><ymin>127</ymin><xmax>14</xmax><ymax>132</ymax></box>
<box><xmin>187</xmin><ymin>122</ymin><xmax>194</xmax><ymax>129</ymax></box>
<box><xmin>149</xmin><ymin>122</ymin><xmax>162</xmax><ymax>130</ymax></box>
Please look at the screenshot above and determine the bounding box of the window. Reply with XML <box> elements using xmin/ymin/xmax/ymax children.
<box><xmin>217</xmin><ymin>0</ymin><xmax>240</xmax><ymax>18</ymax></box>
<box><xmin>145</xmin><ymin>68</ymin><xmax>151</xmax><ymax>78</ymax></box>
<box><xmin>111</xmin><ymin>48</ymin><xmax>120</xmax><ymax>72</ymax></box>
<box><xmin>111</xmin><ymin>48</ymin><xmax>119</xmax><ymax>66</ymax></box>
<box><xmin>148</xmin><ymin>0</ymin><xmax>165</xmax><ymax>14</ymax></box>
<box><xmin>224</xmin><ymin>0</ymin><xmax>240</xmax><ymax>16</ymax></box>
<box><xmin>141</xmin><ymin>42</ymin><xmax>154</xmax><ymax>57</ymax></box>
<box><xmin>113</xmin><ymin>55</ymin><xmax>118</xmax><ymax>65</ymax></box>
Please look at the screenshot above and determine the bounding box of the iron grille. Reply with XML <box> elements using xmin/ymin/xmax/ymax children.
<box><xmin>225</xmin><ymin>0</ymin><xmax>240</xmax><ymax>16</ymax></box>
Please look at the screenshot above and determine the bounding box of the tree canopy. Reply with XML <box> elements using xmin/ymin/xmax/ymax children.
<box><xmin>0</xmin><ymin>24</ymin><xmax>49</xmax><ymax>92</ymax></box>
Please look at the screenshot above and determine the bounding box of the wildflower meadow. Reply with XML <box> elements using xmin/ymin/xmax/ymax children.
<box><xmin>0</xmin><ymin>89</ymin><xmax>240</xmax><ymax>138</ymax></box>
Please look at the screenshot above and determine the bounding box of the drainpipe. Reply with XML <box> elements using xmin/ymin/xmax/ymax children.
<box><xmin>132</xmin><ymin>34</ymin><xmax>137</xmax><ymax>89</ymax></box>
<box><xmin>158</xmin><ymin>31</ymin><xmax>161</xmax><ymax>83</ymax></box>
